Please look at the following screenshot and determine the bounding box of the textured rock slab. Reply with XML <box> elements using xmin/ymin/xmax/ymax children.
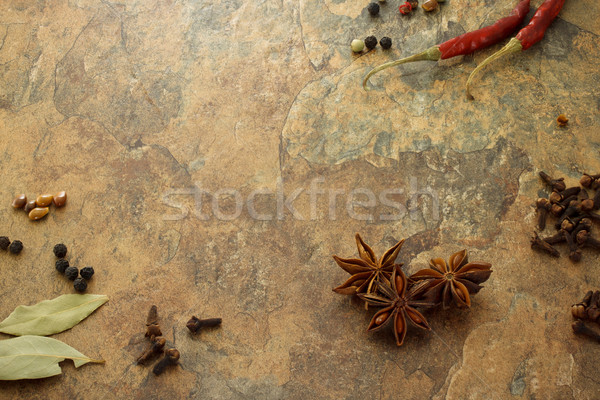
<box><xmin>0</xmin><ymin>0</ymin><xmax>599</xmax><ymax>399</ymax></box>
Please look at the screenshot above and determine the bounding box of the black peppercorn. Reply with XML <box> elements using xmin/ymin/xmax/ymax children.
<box><xmin>0</xmin><ymin>236</ymin><xmax>10</xmax><ymax>251</ymax></box>
<box><xmin>56</xmin><ymin>259</ymin><xmax>70</xmax><ymax>274</ymax></box>
<box><xmin>53</xmin><ymin>243</ymin><xmax>67</xmax><ymax>258</ymax></box>
<box><xmin>380</xmin><ymin>37</ymin><xmax>392</xmax><ymax>49</ymax></box>
<box><xmin>364</xmin><ymin>36</ymin><xmax>378</xmax><ymax>50</ymax></box>
<box><xmin>80</xmin><ymin>266</ymin><xmax>94</xmax><ymax>280</ymax></box>
<box><xmin>65</xmin><ymin>266</ymin><xmax>79</xmax><ymax>280</ymax></box>
<box><xmin>73</xmin><ymin>277</ymin><xmax>87</xmax><ymax>292</ymax></box>
<box><xmin>367</xmin><ymin>2</ymin><xmax>380</xmax><ymax>16</ymax></box>
<box><xmin>8</xmin><ymin>240</ymin><xmax>23</xmax><ymax>255</ymax></box>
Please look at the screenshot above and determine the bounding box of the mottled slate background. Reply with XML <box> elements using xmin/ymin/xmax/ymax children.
<box><xmin>1</xmin><ymin>0</ymin><xmax>599</xmax><ymax>398</ymax></box>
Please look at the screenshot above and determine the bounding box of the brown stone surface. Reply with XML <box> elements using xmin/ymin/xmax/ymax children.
<box><xmin>0</xmin><ymin>0</ymin><xmax>599</xmax><ymax>398</ymax></box>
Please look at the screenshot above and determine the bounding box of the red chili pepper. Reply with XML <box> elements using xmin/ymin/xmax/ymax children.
<box><xmin>399</xmin><ymin>2</ymin><xmax>412</xmax><ymax>15</ymax></box>
<box><xmin>363</xmin><ymin>0</ymin><xmax>530</xmax><ymax>90</ymax></box>
<box><xmin>466</xmin><ymin>0</ymin><xmax>566</xmax><ymax>97</ymax></box>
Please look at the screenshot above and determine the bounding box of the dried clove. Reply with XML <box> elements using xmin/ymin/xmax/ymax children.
<box><xmin>571</xmin><ymin>218</ymin><xmax>592</xmax><ymax>237</ymax></box>
<box><xmin>186</xmin><ymin>316</ymin><xmax>222</xmax><ymax>334</ymax></box>
<box><xmin>572</xmin><ymin>320</ymin><xmax>600</xmax><ymax>343</ymax></box>
<box><xmin>549</xmin><ymin>187</ymin><xmax>580</xmax><ymax>204</ymax></box>
<box><xmin>539</xmin><ymin>171</ymin><xmax>566</xmax><ymax>192</ymax></box>
<box><xmin>145</xmin><ymin>305</ymin><xmax>162</xmax><ymax>339</ymax></box>
<box><xmin>580</xmin><ymin>174</ymin><xmax>600</xmax><ymax>188</ymax></box>
<box><xmin>535</xmin><ymin>198</ymin><xmax>551</xmax><ymax>230</ymax></box>
<box><xmin>593</xmin><ymin>190</ymin><xmax>600</xmax><ymax>211</ymax></box>
<box><xmin>576</xmin><ymin>231</ymin><xmax>600</xmax><ymax>250</ymax></box>
<box><xmin>530</xmin><ymin>232</ymin><xmax>560</xmax><ymax>257</ymax></box>
<box><xmin>572</xmin><ymin>291</ymin><xmax>593</xmax><ymax>320</ymax></box>
<box><xmin>571</xmin><ymin>290</ymin><xmax>600</xmax><ymax>322</ymax></box>
<box><xmin>564</xmin><ymin>230</ymin><xmax>581</xmax><ymax>262</ymax></box>
<box><xmin>152</xmin><ymin>348</ymin><xmax>180</xmax><ymax>375</ymax></box>
<box><xmin>541</xmin><ymin>230</ymin><xmax>566</xmax><ymax>245</ymax></box>
<box><xmin>554</xmin><ymin>203</ymin><xmax>580</xmax><ymax>228</ymax></box>
<box><xmin>137</xmin><ymin>337</ymin><xmax>166</xmax><ymax>365</ymax></box>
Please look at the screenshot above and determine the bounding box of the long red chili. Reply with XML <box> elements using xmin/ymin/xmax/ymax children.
<box><xmin>466</xmin><ymin>0</ymin><xmax>566</xmax><ymax>97</ymax></box>
<box><xmin>363</xmin><ymin>0</ymin><xmax>530</xmax><ymax>90</ymax></box>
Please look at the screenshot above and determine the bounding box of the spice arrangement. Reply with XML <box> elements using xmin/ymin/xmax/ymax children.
<box><xmin>135</xmin><ymin>305</ymin><xmax>222</xmax><ymax>376</ymax></box>
<box><xmin>363</xmin><ymin>0</ymin><xmax>530</xmax><ymax>89</ymax></box>
<box><xmin>530</xmin><ymin>171</ymin><xmax>600</xmax><ymax>262</ymax></box>
<box><xmin>466</xmin><ymin>0</ymin><xmax>566</xmax><ymax>97</ymax></box>
<box><xmin>353</xmin><ymin>0</ymin><xmax>448</xmax><ymax>54</ymax></box>
<box><xmin>11</xmin><ymin>191</ymin><xmax>67</xmax><ymax>221</ymax></box>
<box><xmin>0</xmin><ymin>294</ymin><xmax>108</xmax><ymax>379</ymax></box>
<box><xmin>333</xmin><ymin>234</ymin><xmax>492</xmax><ymax>345</ymax></box>
<box><xmin>52</xmin><ymin>243</ymin><xmax>95</xmax><ymax>292</ymax></box>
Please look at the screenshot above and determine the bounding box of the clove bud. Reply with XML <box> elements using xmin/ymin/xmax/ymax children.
<box><xmin>580</xmin><ymin>173</ymin><xmax>600</xmax><ymax>189</ymax></box>
<box><xmin>530</xmin><ymin>232</ymin><xmax>560</xmax><ymax>258</ymax></box>
<box><xmin>152</xmin><ymin>348</ymin><xmax>180</xmax><ymax>375</ymax></box>
<box><xmin>539</xmin><ymin>171</ymin><xmax>566</xmax><ymax>192</ymax></box>
<box><xmin>572</xmin><ymin>320</ymin><xmax>600</xmax><ymax>343</ymax></box>
<box><xmin>136</xmin><ymin>337</ymin><xmax>166</xmax><ymax>365</ymax></box>
<box><xmin>535</xmin><ymin>198</ymin><xmax>551</xmax><ymax>231</ymax></box>
<box><xmin>186</xmin><ymin>316</ymin><xmax>222</xmax><ymax>333</ymax></box>
<box><xmin>145</xmin><ymin>305</ymin><xmax>162</xmax><ymax>339</ymax></box>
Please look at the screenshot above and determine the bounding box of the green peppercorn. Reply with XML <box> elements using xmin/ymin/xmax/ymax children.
<box><xmin>364</xmin><ymin>36</ymin><xmax>378</xmax><ymax>50</ymax></box>
<box><xmin>73</xmin><ymin>278</ymin><xmax>87</xmax><ymax>292</ymax></box>
<box><xmin>80</xmin><ymin>266</ymin><xmax>94</xmax><ymax>280</ymax></box>
<box><xmin>56</xmin><ymin>259</ymin><xmax>70</xmax><ymax>274</ymax></box>
<box><xmin>65</xmin><ymin>266</ymin><xmax>79</xmax><ymax>281</ymax></box>
<box><xmin>53</xmin><ymin>243</ymin><xmax>68</xmax><ymax>258</ymax></box>
<box><xmin>8</xmin><ymin>240</ymin><xmax>23</xmax><ymax>255</ymax></box>
<box><xmin>380</xmin><ymin>37</ymin><xmax>392</xmax><ymax>49</ymax></box>
<box><xmin>0</xmin><ymin>236</ymin><xmax>10</xmax><ymax>251</ymax></box>
<box><xmin>367</xmin><ymin>2</ymin><xmax>380</xmax><ymax>16</ymax></box>
<box><xmin>351</xmin><ymin>39</ymin><xmax>365</xmax><ymax>53</ymax></box>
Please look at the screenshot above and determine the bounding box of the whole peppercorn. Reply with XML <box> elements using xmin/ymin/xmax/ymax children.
<box><xmin>351</xmin><ymin>39</ymin><xmax>365</xmax><ymax>53</ymax></box>
<box><xmin>8</xmin><ymin>240</ymin><xmax>23</xmax><ymax>255</ymax></box>
<box><xmin>73</xmin><ymin>278</ymin><xmax>87</xmax><ymax>292</ymax></box>
<box><xmin>380</xmin><ymin>37</ymin><xmax>392</xmax><ymax>50</ymax></box>
<box><xmin>364</xmin><ymin>36</ymin><xmax>378</xmax><ymax>50</ymax></box>
<box><xmin>56</xmin><ymin>259</ymin><xmax>70</xmax><ymax>274</ymax></box>
<box><xmin>65</xmin><ymin>266</ymin><xmax>79</xmax><ymax>281</ymax></box>
<box><xmin>53</xmin><ymin>243</ymin><xmax>68</xmax><ymax>258</ymax></box>
<box><xmin>367</xmin><ymin>2</ymin><xmax>380</xmax><ymax>16</ymax></box>
<box><xmin>0</xmin><ymin>236</ymin><xmax>10</xmax><ymax>251</ymax></box>
<box><xmin>80</xmin><ymin>266</ymin><xmax>95</xmax><ymax>280</ymax></box>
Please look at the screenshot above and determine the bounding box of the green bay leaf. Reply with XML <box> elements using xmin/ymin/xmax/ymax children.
<box><xmin>0</xmin><ymin>294</ymin><xmax>108</xmax><ymax>336</ymax></box>
<box><xmin>0</xmin><ymin>335</ymin><xmax>103</xmax><ymax>380</ymax></box>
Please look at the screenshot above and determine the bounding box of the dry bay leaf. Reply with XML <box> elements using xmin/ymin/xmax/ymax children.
<box><xmin>0</xmin><ymin>335</ymin><xmax>103</xmax><ymax>380</ymax></box>
<box><xmin>0</xmin><ymin>294</ymin><xmax>108</xmax><ymax>336</ymax></box>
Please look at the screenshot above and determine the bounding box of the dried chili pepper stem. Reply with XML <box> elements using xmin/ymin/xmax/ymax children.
<box><xmin>467</xmin><ymin>0</ymin><xmax>566</xmax><ymax>98</ymax></box>
<box><xmin>363</xmin><ymin>47</ymin><xmax>442</xmax><ymax>90</ymax></box>
<box><xmin>363</xmin><ymin>0</ymin><xmax>530</xmax><ymax>90</ymax></box>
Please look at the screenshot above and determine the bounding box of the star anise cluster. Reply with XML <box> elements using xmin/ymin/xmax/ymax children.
<box><xmin>332</xmin><ymin>234</ymin><xmax>492</xmax><ymax>346</ymax></box>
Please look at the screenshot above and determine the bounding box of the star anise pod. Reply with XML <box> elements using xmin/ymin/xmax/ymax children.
<box><xmin>410</xmin><ymin>249</ymin><xmax>492</xmax><ymax>309</ymax></box>
<box><xmin>358</xmin><ymin>266</ymin><xmax>432</xmax><ymax>346</ymax></box>
<box><xmin>332</xmin><ymin>233</ymin><xmax>404</xmax><ymax>296</ymax></box>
